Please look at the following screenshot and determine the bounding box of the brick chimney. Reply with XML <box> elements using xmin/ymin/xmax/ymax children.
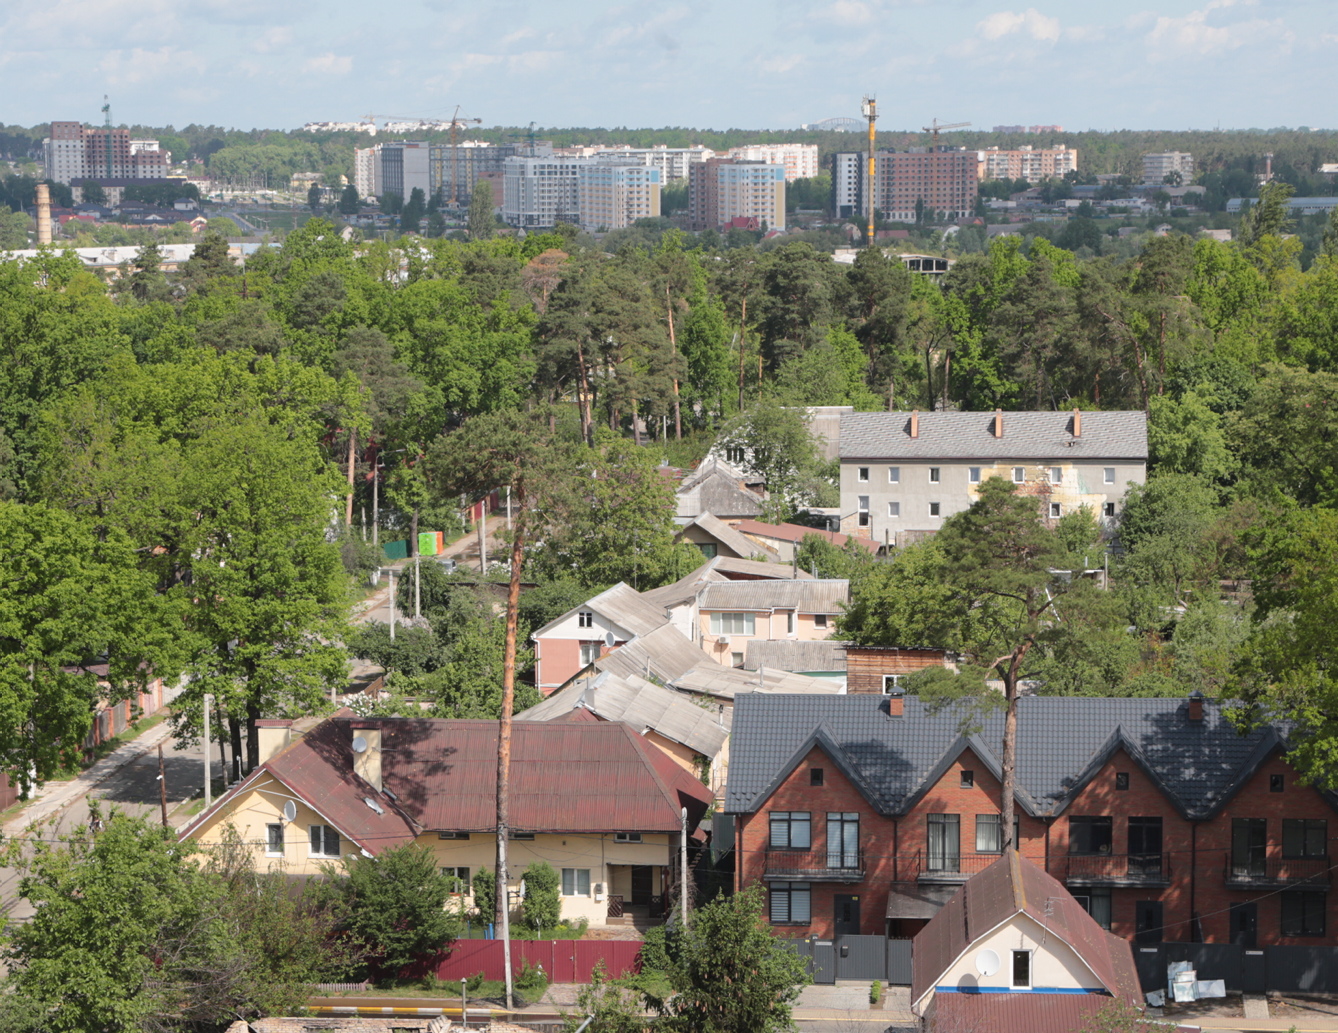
<box><xmin>1072</xmin><ymin>407</ymin><xmax>1082</xmax><ymax>438</ymax></box>
<box><xmin>254</xmin><ymin>719</ymin><xmax>292</xmax><ymax>766</ymax></box>
<box><xmin>35</xmin><ymin>183</ymin><xmax>52</xmax><ymax>246</ymax></box>
<box><xmin>993</xmin><ymin>409</ymin><xmax>1003</xmax><ymax>438</ymax></box>
<box><xmin>1187</xmin><ymin>690</ymin><xmax>1205</xmax><ymax>723</ymax></box>
<box><xmin>909</xmin><ymin>410</ymin><xmax>919</xmax><ymax>439</ymax></box>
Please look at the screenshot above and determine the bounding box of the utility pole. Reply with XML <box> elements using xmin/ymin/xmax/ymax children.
<box><xmin>389</xmin><ymin>568</ymin><xmax>396</xmax><ymax>641</ymax></box>
<box><xmin>203</xmin><ymin>694</ymin><xmax>211</xmax><ymax>811</ymax></box>
<box><xmin>681</xmin><ymin>806</ymin><xmax>689</xmax><ymax>928</ymax></box>
<box><xmin>372</xmin><ymin>460</ymin><xmax>380</xmax><ymax>550</ymax></box>
<box><xmin>478</xmin><ymin>504</ymin><xmax>488</xmax><ymax>573</ymax></box>
<box><xmin>862</xmin><ymin>96</ymin><xmax>877</xmax><ymax>247</ymax></box>
<box><xmin>158</xmin><ymin>743</ymin><xmax>168</xmax><ymax>827</ymax></box>
<box><xmin>414</xmin><ymin>550</ymin><xmax>421</xmax><ymax>619</ymax></box>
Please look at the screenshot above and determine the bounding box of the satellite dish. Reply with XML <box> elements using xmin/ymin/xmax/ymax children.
<box><xmin>352</xmin><ymin>735</ymin><xmax>368</xmax><ymax>754</ymax></box>
<box><xmin>975</xmin><ymin>949</ymin><xmax>1001</xmax><ymax>977</ymax></box>
<box><xmin>282</xmin><ymin>800</ymin><xmax>297</xmax><ymax>823</ymax></box>
<box><xmin>604</xmin><ymin>631</ymin><xmax>617</xmax><ymax>648</ymax></box>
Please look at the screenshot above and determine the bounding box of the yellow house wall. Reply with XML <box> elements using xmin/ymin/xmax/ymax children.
<box><xmin>185</xmin><ymin>777</ymin><xmax>349</xmax><ymax>875</ymax></box>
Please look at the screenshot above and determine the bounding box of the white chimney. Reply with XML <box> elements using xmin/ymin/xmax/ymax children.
<box><xmin>35</xmin><ymin>183</ymin><xmax>52</xmax><ymax>246</ymax></box>
<box><xmin>353</xmin><ymin>724</ymin><xmax>382</xmax><ymax>792</ymax></box>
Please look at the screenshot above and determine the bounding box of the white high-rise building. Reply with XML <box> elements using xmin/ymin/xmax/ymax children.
<box><xmin>353</xmin><ymin>147</ymin><xmax>377</xmax><ymax>198</ymax></box>
<box><xmin>502</xmin><ymin>156</ymin><xmax>583</xmax><ymax>229</ymax></box>
<box><xmin>1142</xmin><ymin>152</ymin><xmax>1194</xmax><ymax>185</ymax></box>
<box><xmin>375</xmin><ymin>141</ymin><xmax>431</xmax><ymax>202</ymax></box>
<box><xmin>727</xmin><ymin>144</ymin><xmax>819</xmax><ymax>182</ymax></box>
<box><xmin>832</xmin><ymin>152</ymin><xmax>864</xmax><ymax>218</ymax></box>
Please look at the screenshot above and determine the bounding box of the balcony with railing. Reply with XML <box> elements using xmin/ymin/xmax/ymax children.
<box><xmin>1063</xmin><ymin>853</ymin><xmax>1172</xmax><ymax>887</ymax></box>
<box><xmin>763</xmin><ymin>847</ymin><xmax>865</xmax><ymax>882</ymax></box>
<box><xmin>912</xmin><ymin>851</ymin><xmax>1006</xmax><ymax>884</ymax></box>
<box><xmin>1223</xmin><ymin>853</ymin><xmax>1331</xmax><ymax>888</ymax></box>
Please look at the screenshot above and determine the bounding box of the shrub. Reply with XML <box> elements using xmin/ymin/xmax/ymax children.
<box><xmin>472</xmin><ymin>867</ymin><xmax>496</xmax><ymax>923</ymax></box>
<box><xmin>521</xmin><ymin>861</ymin><xmax>560</xmax><ymax>932</ymax></box>
<box><xmin>870</xmin><ymin>979</ymin><xmax>882</xmax><ymax>1004</ymax></box>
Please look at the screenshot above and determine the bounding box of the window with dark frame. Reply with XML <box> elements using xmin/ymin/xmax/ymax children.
<box><xmin>1271</xmin><ymin>774</ymin><xmax>1285</xmax><ymax>792</ymax></box>
<box><xmin>1282</xmin><ymin>891</ymin><xmax>1327</xmax><ymax>937</ymax></box>
<box><xmin>810</xmin><ymin>768</ymin><xmax>824</xmax><ymax>787</ymax></box>
<box><xmin>960</xmin><ymin>770</ymin><xmax>974</xmax><ymax>788</ymax></box>
<box><xmin>928</xmin><ymin>813</ymin><xmax>961</xmax><ymax>872</ymax></box>
<box><xmin>1104</xmin><ymin>502</ymin><xmax>1116</xmax><ymax>517</ymax></box>
<box><xmin>1128</xmin><ymin>817</ymin><xmax>1164</xmax><ymax>875</ymax></box>
<box><xmin>1068</xmin><ymin>816</ymin><xmax>1113</xmax><ymax>855</ymax></box>
<box><xmin>769</xmin><ymin>882</ymin><xmax>811</xmax><ymax>924</ymax></box>
<box><xmin>577</xmin><ymin>610</ymin><xmax>594</xmax><ymax>628</ymax></box>
<box><xmin>826</xmin><ymin>813</ymin><xmax>860</xmax><ymax>869</ymax></box>
<box><xmin>769</xmin><ymin>811</ymin><xmax>811</xmax><ymax>850</ymax></box>
<box><xmin>308</xmin><ymin>824</ymin><xmax>340</xmax><ymax>857</ymax></box>
<box><xmin>1011</xmin><ymin>950</ymin><xmax>1031</xmax><ymax>988</ymax></box>
<box><xmin>1116</xmin><ymin>772</ymin><xmax>1130</xmax><ymax>790</ymax></box>
<box><xmin>266</xmin><ymin>823</ymin><xmax>284</xmax><ymax>855</ymax></box>
<box><xmin>1074</xmin><ymin>888</ymin><xmax>1112</xmax><ymax>929</ymax></box>
<box><xmin>1283</xmin><ymin>819</ymin><xmax>1327</xmax><ymax>859</ymax></box>
<box><xmin>929</xmin><ymin>502</ymin><xmax>941</xmax><ymax>517</ymax></box>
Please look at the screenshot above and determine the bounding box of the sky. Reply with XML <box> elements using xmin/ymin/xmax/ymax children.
<box><xmin>2</xmin><ymin>0</ymin><xmax>1334</xmax><ymax>134</ymax></box>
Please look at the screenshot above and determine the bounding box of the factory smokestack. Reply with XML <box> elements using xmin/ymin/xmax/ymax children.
<box><xmin>35</xmin><ymin>183</ymin><xmax>52</xmax><ymax>246</ymax></box>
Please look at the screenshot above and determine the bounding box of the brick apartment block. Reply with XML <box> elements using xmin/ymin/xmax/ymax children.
<box><xmin>726</xmin><ymin>694</ymin><xmax>1338</xmax><ymax>948</ymax></box>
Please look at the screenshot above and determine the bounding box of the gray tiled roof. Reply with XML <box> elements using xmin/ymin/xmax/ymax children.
<box><xmin>698</xmin><ymin>579</ymin><xmax>849</xmax><ymax>614</ymax></box>
<box><xmin>744</xmin><ymin>639</ymin><xmax>848</xmax><ymax>673</ymax></box>
<box><xmin>724</xmin><ymin>695</ymin><xmax>1295</xmax><ymax>820</ymax></box>
<box><xmin>838</xmin><ymin>410</ymin><xmax>1148</xmax><ymax>461</ymax></box>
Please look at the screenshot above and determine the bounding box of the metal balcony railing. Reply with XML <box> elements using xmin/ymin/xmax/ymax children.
<box><xmin>1064</xmin><ymin>853</ymin><xmax>1171</xmax><ymax>885</ymax></box>
<box><xmin>1224</xmin><ymin>854</ymin><xmax>1331</xmax><ymax>887</ymax></box>
<box><xmin>912</xmin><ymin>851</ymin><xmax>1007</xmax><ymax>881</ymax></box>
<box><xmin>763</xmin><ymin>847</ymin><xmax>866</xmax><ymax>881</ymax></box>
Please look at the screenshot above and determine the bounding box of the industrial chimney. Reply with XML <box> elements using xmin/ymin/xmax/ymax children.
<box><xmin>35</xmin><ymin>183</ymin><xmax>52</xmax><ymax>246</ymax></box>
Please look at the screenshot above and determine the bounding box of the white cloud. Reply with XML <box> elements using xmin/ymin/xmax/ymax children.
<box><xmin>826</xmin><ymin>0</ymin><xmax>877</xmax><ymax>27</ymax></box>
<box><xmin>754</xmin><ymin>53</ymin><xmax>806</xmax><ymax>75</ymax></box>
<box><xmin>98</xmin><ymin>46</ymin><xmax>198</xmax><ymax>86</ymax></box>
<box><xmin>303</xmin><ymin>52</ymin><xmax>352</xmax><ymax>75</ymax></box>
<box><xmin>978</xmin><ymin>7</ymin><xmax>1061</xmax><ymax>43</ymax></box>
<box><xmin>253</xmin><ymin>26</ymin><xmax>293</xmax><ymax>53</ymax></box>
<box><xmin>1145</xmin><ymin>0</ymin><xmax>1291</xmax><ymax>59</ymax></box>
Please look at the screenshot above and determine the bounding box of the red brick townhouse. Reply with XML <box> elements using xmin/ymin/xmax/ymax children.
<box><xmin>725</xmin><ymin>692</ymin><xmax>1338</xmax><ymax>948</ymax></box>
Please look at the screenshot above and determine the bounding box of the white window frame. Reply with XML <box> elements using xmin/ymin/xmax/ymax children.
<box><xmin>813</xmin><ymin>614</ymin><xmax>829</xmax><ymax>629</ymax></box>
<box><xmin>577</xmin><ymin>610</ymin><xmax>594</xmax><ymax>628</ymax></box>
<box><xmin>614</xmin><ymin>832</ymin><xmax>642</xmax><ymax>843</ymax></box>
<box><xmin>1049</xmin><ymin>502</ymin><xmax>1062</xmax><ymax>518</ymax></box>
<box><xmin>1104</xmin><ymin>467</ymin><xmax>1116</xmax><ymax>485</ymax></box>
<box><xmin>561</xmin><ymin>868</ymin><xmax>592</xmax><ymax>896</ymax></box>
<box><xmin>928</xmin><ymin>467</ymin><xmax>941</xmax><ymax>484</ymax></box>
<box><xmin>266</xmin><ymin>823</ymin><xmax>284</xmax><ymax>856</ymax></box>
<box><xmin>929</xmin><ymin>502</ymin><xmax>941</xmax><ymax>517</ymax></box>
<box><xmin>579</xmin><ymin>640</ymin><xmax>600</xmax><ymax>665</ymax></box>
<box><xmin>968</xmin><ymin>467</ymin><xmax>981</xmax><ymax>484</ymax></box>
<box><xmin>1011</xmin><ymin>949</ymin><xmax>1033</xmax><ymax>989</ymax></box>
<box><xmin>882</xmin><ymin>674</ymin><xmax>903</xmax><ymax>695</ymax></box>
<box><xmin>857</xmin><ymin>495</ymin><xmax>870</xmax><ymax>528</ymax></box>
<box><xmin>888</xmin><ymin>501</ymin><xmax>900</xmax><ymax>518</ymax></box>
<box><xmin>1049</xmin><ymin>467</ymin><xmax>1063</xmax><ymax>484</ymax></box>
<box><xmin>1104</xmin><ymin>502</ymin><xmax>1116</xmax><ymax>518</ymax></box>
<box><xmin>857</xmin><ymin>466</ymin><xmax>869</xmax><ymax>482</ymax></box>
<box><xmin>308</xmin><ymin>824</ymin><xmax>341</xmax><ymax>858</ymax></box>
<box><xmin>442</xmin><ymin>865</ymin><xmax>470</xmax><ymax>894</ymax></box>
<box><xmin>710</xmin><ymin>611</ymin><xmax>756</xmax><ymax>636</ymax></box>
<box><xmin>888</xmin><ymin>466</ymin><xmax>900</xmax><ymax>484</ymax></box>
<box><xmin>1012</xmin><ymin>467</ymin><xmax>1026</xmax><ymax>483</ymax></box>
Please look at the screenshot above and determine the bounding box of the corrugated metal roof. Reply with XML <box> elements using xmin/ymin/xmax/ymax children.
<box><xmin>713</xmin><ymin>555</ymin><xmax>812</xmax><ymax>580</ymax></box>
<box><xmin>912</xmin><ymin>853</ymin><xmax>1141</xmax><ymax>1008</ymax></box>
<box><xmin>378</xmin><ymin>718</ymin><xmax>711</xmax><ymax>833</ymax></box>
<box><xmin>668</xmin><ymin>667</ymin><xmax>842</xmax><ymax>699</ymax></box>
<box><xmin>680</xmin><ymin>513</ymin><xmax>775</xmax><ymax>560</ymax></box>
<box><xmin>838</xmin><ymin>410</ymin><xmax>1148</xmax><ymax>461</ymax></box>
<box><xmin>594</xmin><ymin>624</ymin><xmax>707</xmax><ymax>684</ymax></box>
<box><xmin>744</xmin><ymin>639</ymin><xmax>847</xmax><ymax>672</ymax></box>
<box><xmin>925</xmin><ymin>992</ymin><xmax>1123</xmax><ymax>1033</ymax></box>
<box><xmin>531</xmin><ymin>581</ymin><xmax>669</xmax><ymax>640</ymax></box>
<box><xmin>725</xmin><ymin>695</ymin><xmax>1294</xmax><ymax>820</ymax></box>
<box><xmin>698</xmin><ymin>579</ymin><xmax>849</xmax><ymax>614</ymax></box>
<box><xmin>515</xmin><ymin>672</ymin><xmax>731</xmax><ymax>757</ymax></box>
<box><xmin>734</xmin><ymin>520</ymin><xmax>880</xmax><ymax>553</ymax></box>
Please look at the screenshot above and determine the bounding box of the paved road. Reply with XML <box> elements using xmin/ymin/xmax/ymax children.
<box><xmin>0</xmin><ymin>720</ymin><xmax>205</xmax><ymax>927</ymax></box>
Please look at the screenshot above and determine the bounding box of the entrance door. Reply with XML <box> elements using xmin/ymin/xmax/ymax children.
<box><xmin>1230</xmin><ymin>902</ymin><xmax>1258</xmax><ymax>947</ymax></box>
<box><xmin>630</xmin><ymin>865</ymin><xmax>653</xmax><ymax>905</ymax></box>
<box><xmin>1135</xmin><ymin>900</ymin><xmax>1163</xmax><ymax>944</ymax></box>
<box><xmin>834</xmin><ymin>894</ymin><xmax>861</xmax><ymax>936</ymax></box>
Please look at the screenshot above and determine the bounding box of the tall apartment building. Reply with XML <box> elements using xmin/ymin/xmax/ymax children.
<box><xmin>727</xmin><ymin>144</ymin><xmax>819</xmax><ymax>182</ymax></box>
<box><xmin>429</xmin><ymin>141</ymin><xmax>519</xmax><ymax>205</ymax></box>
<box><xmin>585</xmin><ymin>145</ymin><xmax>715</xmax><ymax>181</ymax></box>
<box><xmin>43</xmin><ymin>121</ymin><xmax>169</xmax><ymax>185</ymax></box>
<box><xmin>375</xmin><ymin>141</ymin><xmax>431</xmax><ymax>201</ymax></box>
<box><xmin>502</xmin><ymin>156</ymin><xmax>583</xmax><ymax>229</ymax></box>
<box><xmin>831</xmin><ymin>152</ymin><xmax>864</xmax><ymax>219</ymax></box>
<box><xmin>688</xmin><ymin>159</ymin><xmax>786</xmax><ymax>231</ymax></box>
<box><xmin>873</xmin><ymin>148</ymin><xmax>978</xmax><ymax>223</ymax></box>
<box><xmin>353</xmin><ymin>146</ymin><xmax>376</xmax><ymax>198</ymax></box>
<box><xmin>979</xmin><ymin>145</ymin><xmax>1078</xmax><ymax>183</ymax></box>
<box><xmin>576</xmin><ymin>162</ymin><xmax>661</xmax><ymax>231</ymax></box>
<box><xmin>1142</xmin><ymin>152</ymin><xmax>1194</xmax><ymax>185</ymax></box>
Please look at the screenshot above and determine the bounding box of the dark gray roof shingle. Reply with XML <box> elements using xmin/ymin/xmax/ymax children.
<box><xmin>725</xmin><ymin>695</ymin><xmax>1293</xmax><ymax>820</ymax></box>
<box><xmin>838</xmin><ymin>410</ymin><xmax>1148</xmax><ymax>461</ymax></box>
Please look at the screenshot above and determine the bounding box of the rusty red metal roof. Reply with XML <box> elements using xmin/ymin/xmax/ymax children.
<box><xmin>926</xmin><ymin>991</ymin><xmax>1123</xmax><ymax>1033</ymax></box>
<box><xmin>376</xmin><ymin>718</ymin><xmax>712</xmax><ymax>834</ymax></box>
<box><xmin>261</xmin><ymin>718</ymin><xmax>417</xmax><ymax>856</ymax></box>
<box><xmin>912</xmin><ymin>852</ymin><xmax>1141</xmax><ymax>1009</ymax></box>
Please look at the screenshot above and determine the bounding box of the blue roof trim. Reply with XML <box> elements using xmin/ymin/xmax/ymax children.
<box><xmin>935</xmin><ymin>987</ymin><xmax>1113</xmax><ymax>995</ymax></box>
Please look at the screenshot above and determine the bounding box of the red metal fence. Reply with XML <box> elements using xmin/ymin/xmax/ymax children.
<box><xmin>425</xmin><ymin>939</ymin><xmax>642</xmax><ymax>983</ymax></box>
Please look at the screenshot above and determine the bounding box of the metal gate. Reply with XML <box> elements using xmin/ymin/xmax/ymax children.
<box><xmin>1242</xmin><ymin>950</ymin><xmax>1267</xmax><ymax>994</ymax></box>
<box><xmin>887</xmin><ymin>938</ymin><xmax>913</xmax><ymax>985</ymax></box>
<box><xmin>836</xmin><ymin>935</ymin><xmax>887</xmax><ymax>981</ymax></box>
<box><xmin>811</xmin><ymin>939</ymin><xmax>836</xmax><ymax>984</ymax></box>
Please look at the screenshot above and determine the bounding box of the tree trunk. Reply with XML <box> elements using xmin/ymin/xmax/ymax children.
<box><xmin>631</xmin><ymin>398</ymin><xmax>642</xmax><ymax>447</ymax></box>
<box><xmin>228</xmin><ymin>716</ymin><xmax>243</xmax><ymax>782</ymax></box>
<box><xmin>410</xmin><ymin>507</ymin><xmax>419</xmax><ymax>559</ymax></box>
<box><xmin>942</xmin><ymin>346</ymin><xmax>951</xmax><ymax>411</ymax></box>
<box><xmin>666</xmin><ymin>287</ymin><xmax>683</xmax><ymax>440</ymax></box>
<box><xmin>888</xmin><ymin>374</ymin><xmax>896</xmax><ymax>412</ymax></box>
<box><xmin>245</xmin><ymin>700</ymin><xmax>261</xmax><ymax>774</ymax></box>
<box><xmin>496</xmin><ymin>482</ymin><xmax>526</xmax><ymax>1012</ymax></box>
<box><xmin>737</xmin><ymin>296</ymin><xmax>749</xmax><ymax>412</ymax></box>
<box><xmin>345</xmin><ymin>428</ymin><xmax>356</xmax><ymax>528</ymax></box>
<box><xmin>1000</xmin><ymin>640</ymin><xmax>1032</xmax><ymax>853</ymax></box>
<box><xmin>575</xmin><ymin>338</ymin><xmax>593</xmax><ymax>446</ymax></box>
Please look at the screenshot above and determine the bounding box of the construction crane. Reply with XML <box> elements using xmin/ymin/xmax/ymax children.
<box><xmin>101</xmin><ymin>94</ymin><xmax>113</xmax><ymax>179</ymax></box>
<box><xmin>446</xmin><ymin>105</ymin><xmax>483</xmax><ymax>206</ymax></box>
<box><xmin>922</xmin><ymin>119</ymin><xmax>971</xmax><ymax>145</ymax></box>
<box><xmin>861</xmin><ymin>96</ymin><xmax>877</xmax><ymax>247</ymax></box>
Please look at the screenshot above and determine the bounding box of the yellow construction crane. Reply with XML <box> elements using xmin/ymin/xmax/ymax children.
<box><xmin>922</xmin><ymin>119</ymin><xmax>971</xmax><ymax>145</ymax></box>
<box><xmin>446</xmin><ymin>105</ymin><xmax>484</xmax><ymax>206</ymax></box>
<box><xmin>861</xmin><ymin>96</ymin><xmax>877</xmax><ymax>247</ymax></box>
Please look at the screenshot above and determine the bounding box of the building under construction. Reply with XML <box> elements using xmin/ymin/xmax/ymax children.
<box><xmin>43</xmin><ymin>121</ymin><xmax>169</xmax><ymax>185</ymax></box>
